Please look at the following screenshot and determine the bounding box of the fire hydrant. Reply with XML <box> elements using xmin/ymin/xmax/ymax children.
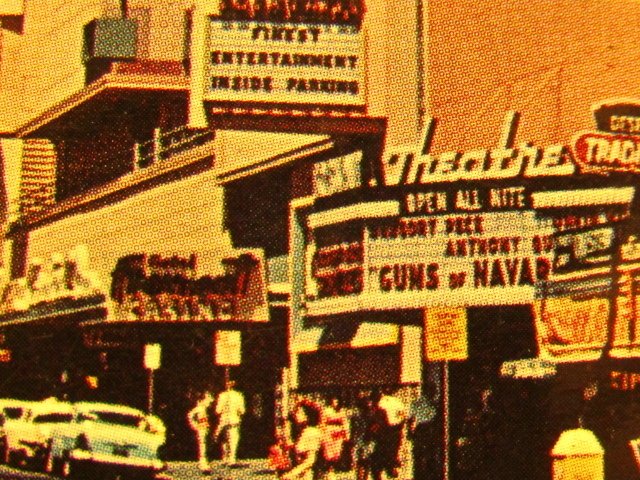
<box><xmin>551</xmin><ymin>428</ymin><xmax>604</xmax><ymax>480</ymax></box>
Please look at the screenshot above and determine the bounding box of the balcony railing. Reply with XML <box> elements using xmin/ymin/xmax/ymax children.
<box><xmin>133</xmin><ymin>125</ymin><xmax>214</xmax><ymax>170</ymax></box>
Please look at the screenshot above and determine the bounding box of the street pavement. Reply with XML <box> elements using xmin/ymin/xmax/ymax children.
<box><xmin>0</xmin><ymin>459</ymin><xmax>363</xmax><ymax>480</ymax></box>
<box><xmin>161</xmin><ymin>459</ymin><xmax>277</xmax><ymax>480</ymax></box>
<box><xmin>162</xmin><ymin>459</ymin><xmax>357</xmax><ymax>480</ymax></box>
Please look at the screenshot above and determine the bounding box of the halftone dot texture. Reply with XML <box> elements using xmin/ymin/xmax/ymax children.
<box><xmin>4</xmin><ymin>1</ymin><xmax>640</xmax><ymax>479</ymax></box>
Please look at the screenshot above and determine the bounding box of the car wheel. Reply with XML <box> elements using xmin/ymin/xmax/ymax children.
<box><xmin>43</xmin><ymin>441</ymin><xmax>56</xmax><ymax>474</ymax></box>
<box><xmin>61</xmin><ymin>455</ymin><xmax>84</xmax><ymax>479</ymax></box>
<box><xmin>6</xmin><ymin>447</ymin><xmax>18</xmax><ymax>467</ymax></box>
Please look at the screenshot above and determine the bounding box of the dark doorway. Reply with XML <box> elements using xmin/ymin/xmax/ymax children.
<box><xmin>449</xmin><ymin>305</ymin><xmax>552</xmax><ymax>480</ymax></box>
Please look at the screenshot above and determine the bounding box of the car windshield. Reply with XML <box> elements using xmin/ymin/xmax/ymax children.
<box><xmin>3</xmin><ymin>407</ymin><xmax>22</xmax><ymax>419</ymax></box>
<box><xmin>32</xmin><ymin>413</ymin><xmax>74</xmax><ymax>423</ymax></box>
<box><xmin>89</xmin><ymin>411</ymin><xmax>145</xmax><ymax>428</ymax></box>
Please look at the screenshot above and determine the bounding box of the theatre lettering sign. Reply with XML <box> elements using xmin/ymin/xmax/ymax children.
<box><xmin>303</xmin><ymin>117</ymin><xmax>636</xmax><ymax>321</ymax></box>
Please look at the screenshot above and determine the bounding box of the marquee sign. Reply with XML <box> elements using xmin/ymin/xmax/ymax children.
<box><xmin>303</xmin><ymin>111</ymin><xmax>639</xmax><ymax>318</ymax></box>
<box><xmin>304</xmin><ymin>186</ymin><xmax>635</xmax><ymax>317</ymax></box>
<box><xmin>299</xmin><ymin>105</ymin><xmax>640</xmax><ymax>364</ymax></box>
<box><xmin>573</xmin><ymin>99</ymin><xmax>640</xmax><ymax>173</ymax></box>
<box><xmin>203</xmin><ymin>18</ymin><xmax>366</xmax><ymax>108</ymax></box>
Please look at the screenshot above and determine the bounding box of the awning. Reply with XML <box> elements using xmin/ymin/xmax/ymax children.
<box><xmin>13</xmin><ymin>64</ymin><xmax>189</xmax><ymax>139</ymax></box>
<box><xmin>0</xmin><ymin>296</ymin><xmax>107</xmax><ymax>329</ymax></box>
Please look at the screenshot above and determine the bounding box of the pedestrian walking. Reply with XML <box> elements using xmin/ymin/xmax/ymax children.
<box><xmin>371</xmin><ymin>388</ymin><xmax>407</xmax><ymax>480</ymax></box>
<box><xmin>215</xmin><ymin>379</ymin><xmax>246</xmax><ymax>466</ymax></box>
<box><xmin>321</xmin><ymin>395</ymin><xmax>350</xmax><ymax>479</ymax></box>
<box><xmin>408</xmin><ymin>387</ymin><xmax>439</xmax><ymax>480</ymax></box>
<box><xmin>454</xmin><ymin>387</ymin><xmax>497</xmax><ymax>480</ymax></box>
<box><xmin>187</xmin><ymin>391</ymin><xmax>214</xmax><ymax>474</ymax></box>
<box><xmin>283</xmin><ymin>400</ymin><xmax>323</xmax><ymax>480</ymax></box>
<box><xmin>350</xmin><ymin>394</ymin><xmax>376</xmax><ymax>480</ymax></box>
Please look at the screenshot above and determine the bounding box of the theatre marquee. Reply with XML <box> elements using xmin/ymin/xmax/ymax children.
<box><xmin>301</xmin><ymin>120</ymin><xmax>637</xmax><ymax>318</ymax></box>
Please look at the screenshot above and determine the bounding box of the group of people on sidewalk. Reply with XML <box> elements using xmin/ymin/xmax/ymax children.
<box><xmin>186</xmin><ymin>381</ymin><xmax>440</xmax><ymax>480</ymax></box>
<box><xmin>271</xmin><ymin>387</ymin><xmax>439</xmax><ymax>480</ymax></box>
<box><xmin>187</xmin><ymin>379</ymin><xmax>246</xmax><ymax>475</ymax></box>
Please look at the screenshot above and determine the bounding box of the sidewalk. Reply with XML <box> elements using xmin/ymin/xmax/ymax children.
<box><xmin>162</xmin><ymin>459</ymin><xmax>358</xmax><ymax>480</ymax></box>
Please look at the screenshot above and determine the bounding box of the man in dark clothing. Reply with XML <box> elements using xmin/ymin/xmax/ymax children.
<box><xmin>409</xmin><ymin>392</ymin><xmax>439</xmax><ymax>480</ymax></box>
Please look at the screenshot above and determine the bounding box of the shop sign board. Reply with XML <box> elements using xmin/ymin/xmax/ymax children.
<box><xmin>110</xmin><ymin>250</ymin><xmax>269</xmax><ymax>322</ymax></box>
<box><xmin>573</xmin><ymin>99</ymin><xmax>640</xmax><ymax>173</ymax></box>
<box><xmin>610</xmin><ymin>370</ymin><xmax>640</xmax><ymax>391</ymax></box>
<box><xmin>0</xmin><ymin>244</ymin><xmax>106</xmax><ymax>317</ymax></box>
<box><xmin>500</xmin><ymin>358</ymin><xmax>557</xmax><ymax>379</ymax></box>
<box><xmin>214</xmin><ymin>330</ymin><xmax>242</xmax><ymax>366</ymax></box>
<box><xmin>424</xmin><ymin>307</ymin><xmax>468</xmax><ymax>361</ymax></box>
<box><xmin>312</xmin><ymin>150</ymin><xmax>362</xmax><ymax>197</ymax></box>
<box><xmin>592</xmin><ymin>98</ymin><xmax>640</xmax><ymax>134</ymax></box>
<box><xmin>203</xmin><ymin>18</ymin><xmax>366</xmax><ymax>108</ymax></box>
<box><xmin>532</xmin><ymin>244</ymin><xmax>640</xmax><ymax>363</ymax></box>
<box><xmin>572</xmin><ymin>131</ymin><xmax>640</xmax><ymax>173</ymax></box>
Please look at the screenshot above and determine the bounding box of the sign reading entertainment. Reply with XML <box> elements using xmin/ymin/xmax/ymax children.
<box><xmin>206</xmin><ymin>19</ymin><xmax>366</xmax><ymax>106</ymax></box>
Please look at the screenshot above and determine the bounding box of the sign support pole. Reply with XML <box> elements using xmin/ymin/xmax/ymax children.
<box><xmin>443</xmin><ymin>361</ymin><xmax>450</xmax><ymax>480</ymax></box>
<box><xmin>147</xmin><ymin>368</ymin><xmax>154</xmax><ymax>414</ymax></box>
<box><xmin>143</xmin><ymin>343</ymin><xmax>161</xmax><ymax>414</ymax></box>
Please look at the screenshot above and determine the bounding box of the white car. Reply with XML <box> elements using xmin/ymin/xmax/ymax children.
<box><xmin>46</xmin><ymin>402</ymin><xmax>167</xmax><ymax>479</ymax></box>
<box><xmin>0</xmin><ymin>398</ymin><xmax>35</xmax><ymax>465</ymax></box>
<box><xmin>2</xmin><ymin>398</ymin><xmax>74</xmax><ymax>468</ymax></box>
<box><xmin>0</xmin><ymin>398</ymin><xmax>35</xmax><ymax>422</ymax></box>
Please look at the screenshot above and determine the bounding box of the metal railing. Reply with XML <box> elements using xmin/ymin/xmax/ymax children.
<box><xmin>133</xmin><ymin>125</ymin><xmax>214</xmax><ymax>170</ymax></box>
<box><xmin>7</xmin><ymin>126</ymin><xmax>214</xmax><ymax>224</ymax></box>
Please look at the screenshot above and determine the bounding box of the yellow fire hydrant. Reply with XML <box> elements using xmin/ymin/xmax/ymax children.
<box><xmin>551</xmin><ymin>428</ymin><xmax>604</xmax><ymax>480</ymax></box>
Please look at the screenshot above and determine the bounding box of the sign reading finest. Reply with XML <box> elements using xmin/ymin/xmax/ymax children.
<box><xmin>205</xmin><ymin>19</ymin><xmax>366</xmax><ymax>107</ymax></box>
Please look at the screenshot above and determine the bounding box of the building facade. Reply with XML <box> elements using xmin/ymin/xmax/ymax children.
<box><xmin>1</xmin><ymin>0</ymin><xmax>640</xmax><ymax>477</ymax></box>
